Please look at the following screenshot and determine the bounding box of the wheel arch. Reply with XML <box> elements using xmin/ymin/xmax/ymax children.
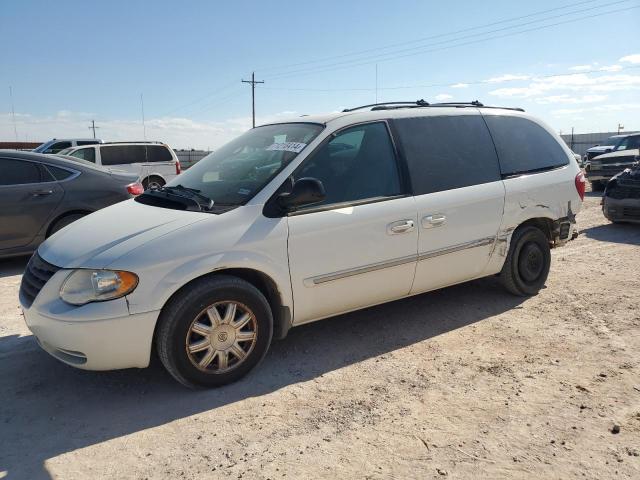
<box><xmin>45</xmin><ymin>209</ymin><xmax>93</xmax><ymax>238</ymax></box>
<box><xmin>516</xmin><ymin>217</ymin><xmax>554</xmax><ymax>242</ymax></box>
<box><xmin>154</xmin><ymin>267</ymin><xmax>292</xmax><ymax>344</ymax></box>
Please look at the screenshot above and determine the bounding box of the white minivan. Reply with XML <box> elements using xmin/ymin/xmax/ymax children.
<box><xmin>59</xmin><ymin>142</ymin><xmax>181</xmax><ymax>189</ymax></box>
<box><xmin>20</xmin><ymin>102</ymin><xmax>585</xmax><ymax>388</ymax></box>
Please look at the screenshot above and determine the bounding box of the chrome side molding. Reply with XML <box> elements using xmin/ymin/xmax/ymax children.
<box><xmin>305</xmin><ymin>236</ymin><xmax>496</xmax><ymax>286</ymax></box>
<box><xmin>417</xmin><ymin>236</ymin><xmax>495</xmax><ymax>261</ymax></box>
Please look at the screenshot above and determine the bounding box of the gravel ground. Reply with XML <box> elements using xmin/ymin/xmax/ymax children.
<box><xmin>1</xmin><ymin>190</ymin><xmax>639</xmax><ymax>480</ymax></box>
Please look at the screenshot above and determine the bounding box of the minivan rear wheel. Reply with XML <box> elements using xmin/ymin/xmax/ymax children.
<box><xmin>156</xmin><ymin>275</ymin><xmax>273</xmax><ymax>388</ymax></box>
<box><xmin>143</xmin><ymin>176</ymin><xmax>165</xmax><ymax>190</ymax></box>
<box><xmin>500</xmin><ymin>226</ymin><xmax>551</xmax><ymax>296</ymax></box>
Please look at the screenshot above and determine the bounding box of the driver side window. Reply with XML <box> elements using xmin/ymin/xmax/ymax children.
<box><xmin>294</xmin><ymin>122</ymin><xmax>402</xmax><ymax>208</ymax></box>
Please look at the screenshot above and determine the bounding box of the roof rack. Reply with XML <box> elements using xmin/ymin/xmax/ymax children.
<box><xmin>342</xmin><ymin>99</ymin><xmax>524</xmax><ymax>113</ymax></box>
<box><xmin>342</xmin><ymin>100</ymin><xmax>429</xmax><ymax>112</ymax></box>
<box><xmin>101</xmin><ymin>141</ymin><xmax>165</xmax><ymax>145</ymax></box>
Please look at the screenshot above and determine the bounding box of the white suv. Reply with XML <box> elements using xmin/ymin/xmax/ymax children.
<box><xmin>59</xmin><ymin>142</ymin><xmax>181</xmax><ymax>189</ymax></box>
<box><xmin>20</xmin><ymin>101</ymin><xmax>585</xmax><ymax>388</ymax></box>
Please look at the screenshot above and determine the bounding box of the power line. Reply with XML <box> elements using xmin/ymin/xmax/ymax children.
<box><xmin>186</xmin><ymin>87</ymin><xmax>245</xmax><ymax>118</ymax></box>
<box><xmin>257</xmin><ymin>65</ymin><xmax>640</xmax><ymax>93</ymax></box>
<box><xmin>242</xmin><ymin>72</ymin><xmax>264</xmax><ymax>128</ymax></box>
<box><xmin>142</xmin><ymin>0</ymin><xmax>615</xmax><ymax>121</ymax></box>
<box><xmin>263</xmin><ymin>1</ymin><xmax>637</xmax><ymax>81</ymax></box>
<box><xmin>152</xmin><ymin>79</ymin><xmax>240</xmax><ymax>119</ymax></box>
<box><xmin>256</xmin><ymin>0</ymin><xmax>603</xmax><ymax>75</ymax></box>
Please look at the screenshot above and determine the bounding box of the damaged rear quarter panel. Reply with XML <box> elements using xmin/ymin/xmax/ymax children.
<box><xmin>500</xmin><ymin>164</ymin><xmax>582</xmax><ymax>239</ymax></box>
<box><xmin>483</xmin><ymin>164</ymin><xmax>582</xmax><ymax>274</ymax></box>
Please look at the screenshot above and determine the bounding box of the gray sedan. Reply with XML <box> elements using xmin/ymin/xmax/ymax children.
<box><xmin>0</xmin><ymin>150</ymin><xmax>142</xmax><ymax>259</ymax></box>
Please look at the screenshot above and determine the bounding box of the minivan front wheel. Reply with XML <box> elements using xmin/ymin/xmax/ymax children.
<box><xmin>500</xmin><ymin>226</ymin><xmax>551</xmax><ymax>296</ymax></box>
<box><xmin>156</xmin><ymin>275</ymin><xmax>273</xmax><ymax>388</ymax></box>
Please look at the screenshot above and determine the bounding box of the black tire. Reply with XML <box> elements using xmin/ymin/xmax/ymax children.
<box><xmin>500</xmin><ymin>226</ymin><xmax>551</xmax><ymax>296</ymax></box>
<box><xmin>156</xmin><ymin>275</ymin><xmax>273</xmax><ymax>388</ymax></box>
<box><xmin>48</xmin><ymin>213</ymin><xmax>86</xmax><ymax>236</ymax></box>
<box><xmin>142</xmin><ymin>176</ymin><xmax>165</xmax><ymax>190</ymax></box>
<box><xmin>590</xmin><ymin>180</ymin><xmax>605</xmax><ymax>191</ymax></box>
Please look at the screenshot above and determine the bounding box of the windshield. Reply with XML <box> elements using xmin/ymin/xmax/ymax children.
<box><xmin>164</xmin><ymin>122</ymin><xmax>323</xmax><ymax>205</ymax></box>
<box><xmin>58</xmin><ymin>148</ymin><xmax>73</xmax><ymax>155</ymax></box>
<box><xmin>614</xmin><ymin>136</ymin><xmax>640</xmax><ymax>151</ymax></box>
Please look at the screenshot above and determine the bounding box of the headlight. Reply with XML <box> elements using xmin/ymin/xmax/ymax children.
<box><xmin>60</xmin><ymin>270</ymin><xmax>139</xmax><ymax>305</ymax></box>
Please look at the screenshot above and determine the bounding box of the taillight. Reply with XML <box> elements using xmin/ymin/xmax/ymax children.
<box><xmin>575</xmin><ymin>171</ymin><xmax>586</xmax><ymax>201</ymax></box>
<box><xmin>126</xmin><ymin>182</ymin><xmax>144</xmax><ymax>196</ymax></box>
<box><xmin>175</xmin><ymin>159</ymin><xmax>181</xmax><ymax>175</ymax></box>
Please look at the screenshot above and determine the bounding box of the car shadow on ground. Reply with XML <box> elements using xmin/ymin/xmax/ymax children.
<box><xmin>0</xmin><ymin>255</ymin><xmax>29</xmax><ymax>279</ymax></box>
<box><xmin>582</xmin><ymin>222</ymin><xmax>640</xmax><ymax>245</ymax></box>
<box><xmin>0</xmin><ymin>276</ymin><xmax>525</xmax><ymax>479</ymax></box>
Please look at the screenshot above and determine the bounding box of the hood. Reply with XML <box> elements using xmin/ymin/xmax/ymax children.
<box><xmin>39</xmin><ymin>200</ymin><xmax>211</xmax><ymax>269</ymax></box>
<box><xmin>586</xmin><ymin>145</ymin><xmax>614</xmax><ymax>154</ymax></box>
<box><xmin>589</xmin><ymin>148</ymin><xmax>639</xmax><ymax>162</ymax></box>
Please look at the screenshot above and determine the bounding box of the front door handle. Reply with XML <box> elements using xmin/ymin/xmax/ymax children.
<box><xmin>31</xmin><ymin>190</ymin><xmax>54</xmax><ymax>197</ymax></box>
<box><xmin>388</xmin><ymin>219</ymin><xmax>415</xmax><ymax>234</ymax></box>
<box><xmin>422</xmin><ymin>214</ymin><xmax>446</xmax><ymax>228</ymax></box>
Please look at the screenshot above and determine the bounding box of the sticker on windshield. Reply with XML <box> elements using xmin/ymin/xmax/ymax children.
<box><xmin>237</xmin><ymin>188</ymin><xmax>251</xmax><ymax>195</ymax></box>
<box><xmin>266</xmin><ymin>142</ymin><xmax>307</xmax><ymax>153</ymax></box>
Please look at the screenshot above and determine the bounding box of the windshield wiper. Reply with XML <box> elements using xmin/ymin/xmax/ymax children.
<box><xmin>154</xmin><ymin>185</ymin><xmax>215</xmax><ymax>211</ymax></box>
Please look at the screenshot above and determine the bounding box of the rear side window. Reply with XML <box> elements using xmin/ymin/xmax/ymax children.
<box><xmin>77</xmin><ymin>140</ymin><xmax>98</xmax><ymax>146</ymax></box>
<box><xmin>147</xmin><ymin>145</ymin><xmax>173</xmax><ymax>163</ymax></box>
<box><xmin>393</xmin><ymin>115</ymin><xmax>501</xmax><ymax>195</ymax></box>
<box><xmin>44</xmin><ymin>141</ymin><xmax>72</xmax><ymax>154</ymax></box>
<box><xmin>0</xmin><ymin>158</ymin><xmax>42</xmax><ymax>185</ymax></box>
<box><xmin>46</xmin><ymin>165</ymin><xmax>75</xmax><ymax>180</ymax></box>
<box><xmin>101</xmin><ymin>145</ymin><xmax>147</xmax><ymax>165</ymax></box>
<box><xmin>70</xmin><ymin>147</ymin><xmax>95</xmax><ymax>163</ymax></box>
<box><xmin>483</xmin><ymin>115</ymin><xmax>569</xmax><ymax>177</ymax></box>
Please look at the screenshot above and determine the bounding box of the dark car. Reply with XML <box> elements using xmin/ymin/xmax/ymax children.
<box><xmin>602</xmin><ymin>158</ymin><xmax>640</xmax><ymax>224</ymax></box>
<box><xmin>0</xmin><ymin>150</ymin><xmax>142</xmax><ymax>259</ymax></box>
<box><xmin>585</xmin><ymin>133</ymin><xmax>640</xmax><ymax>190</ymax></box>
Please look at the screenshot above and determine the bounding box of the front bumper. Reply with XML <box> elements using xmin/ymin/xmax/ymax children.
<box><xmin>602</xmin><ymin>197</ymin><xmax>640</xmax><ymax>224</ymax></box>
<box><xmin>21</xmin><ymin>269</ymin><xmax>159</xmax><ymax>370</ymax></box>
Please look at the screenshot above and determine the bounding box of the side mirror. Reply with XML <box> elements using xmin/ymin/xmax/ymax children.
<box><xmin>277</xmin><ymin>177</ymin><xmax>326</xmax><ymax>211</ymax></box>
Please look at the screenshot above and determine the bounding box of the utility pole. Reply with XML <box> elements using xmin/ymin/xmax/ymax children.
<box><xmin>570</xmin><ymin>127</ymin><xmax>574</xmax><ymax>151</ymax></box>
<box><xmin>618</xmin><ymin>123</ymin><xmax>624</xmax><ymax>134</ymax></box>
<box><xmin>88</xmin><ymin>120</ymin><xmax>100</xmax><ymax>139</ymax></box>
<box><xmin>241</xmin><ymin>72</ymin><xmax>264</xmax><ymax>128</ymax></box>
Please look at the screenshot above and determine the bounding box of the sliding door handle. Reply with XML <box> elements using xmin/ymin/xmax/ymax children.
<box><xmin>422</xmin><ymin>214</ymin><xmax>446</xmax><ymax>228</ymax></box>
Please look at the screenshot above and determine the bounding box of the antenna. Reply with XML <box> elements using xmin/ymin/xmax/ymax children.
<box><xmin>9</xmin><ymin>86</ymin><xmax>18</xmax><ymax>142</ymax></box>
<box><xmin>140</xmin><ymin>93</ymin><xmax>147</xmax><ymax>140</ymax></box>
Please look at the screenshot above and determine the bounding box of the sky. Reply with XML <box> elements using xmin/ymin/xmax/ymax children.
<box><xmin>1</xmin><ymin>0</ymin><xmax>639</xmax><ymax>149</ymax></box>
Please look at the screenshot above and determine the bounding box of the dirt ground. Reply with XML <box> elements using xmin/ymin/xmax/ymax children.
<box><xmin>1</xmin><ymin>189</ymin><xmax>639</xmax><ymax>480</ymax></box>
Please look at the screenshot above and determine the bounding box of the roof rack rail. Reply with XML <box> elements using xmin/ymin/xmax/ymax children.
<box><xmin>101</xmin><ymin>141</ymin><xmax>165</xmax><ymax>145</ymax></box>
<box><xmin>342</xmin><ymin>100</ymin><xmax>429</xmax><ymax>112</ymax></box>
<box><xmin>342</xmin><ymin>99</ymin><xmax>525</xmax><ymax>113</ymax></box>
<box><xmin>429</xmin><ymin>100</ymin><xmax>525</xmax><ymax>112</ymax></box>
